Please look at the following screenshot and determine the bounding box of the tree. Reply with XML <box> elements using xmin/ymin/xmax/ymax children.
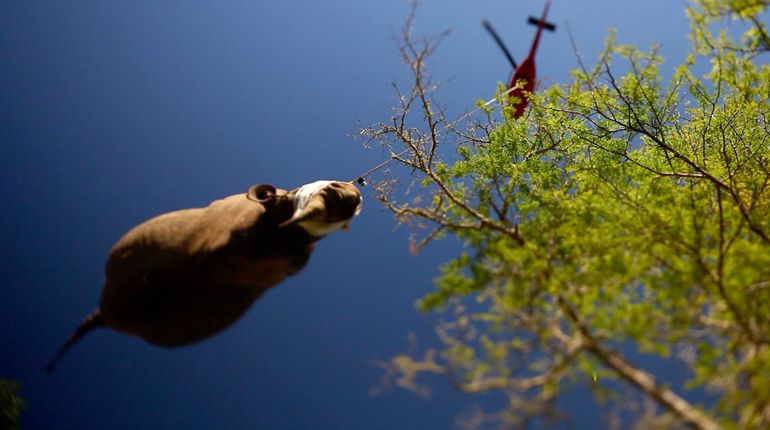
<box><xmin>0</xmin><ymin>379</ymin><xmax>25</xmax><ymax>430</ymax></box>
<box><xmin>364</xmin><ymin>1</ymin><xmax>770</xmax><ymax>428</ymax></box>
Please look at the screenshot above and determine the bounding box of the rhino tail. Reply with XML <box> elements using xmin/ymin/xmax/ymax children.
<box><xmin>46</xmin><ymin>309</ymin><xmax>105</xmax><ymax>374</ymax></box>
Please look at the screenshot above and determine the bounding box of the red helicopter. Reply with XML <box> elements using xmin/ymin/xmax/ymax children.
<box><xmin>483</xmin><ymin>0</ymin><xmax>556</xmax><ymax>118</ymax></box>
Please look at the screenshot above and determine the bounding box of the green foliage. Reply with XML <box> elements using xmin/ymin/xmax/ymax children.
<box><xmin>369</xmin><ymin>0</ymin><xmax>770</xmax><ymax>428</ymax></box>
<box><xmin>0</xmin><ymin>379</ymin><xmax>25</xmax><ymax>430</ymax></box>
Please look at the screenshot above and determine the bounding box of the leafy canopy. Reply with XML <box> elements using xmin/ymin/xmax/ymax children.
<box><xmin>366</xmin><ymin>1</ymin><xmax>770</xmax><ymax>429</ymax></box>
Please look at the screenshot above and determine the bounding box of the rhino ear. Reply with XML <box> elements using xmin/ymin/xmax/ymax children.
<box><xmin>247</xmin><ymin>184</ymin><xmax>277</xmax><ymax>202</ymax></box>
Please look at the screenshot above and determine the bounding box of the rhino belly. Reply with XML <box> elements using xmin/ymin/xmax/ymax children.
<box><xmin>99</xmin><ymin>256</ymin><xmax>295</xmax><ymax>347</ymax></box>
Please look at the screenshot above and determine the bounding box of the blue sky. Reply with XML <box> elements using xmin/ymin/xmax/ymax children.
<box><xmin>1</xmin><ymin>1</ymin><xmax>692</xmax><ymax>428</ymax></box>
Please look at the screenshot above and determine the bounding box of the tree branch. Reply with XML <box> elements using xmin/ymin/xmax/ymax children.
<box><xmin>558</xmin><ymin>296</ymin><xmax>724</xmax><ymax>430</ymax></box>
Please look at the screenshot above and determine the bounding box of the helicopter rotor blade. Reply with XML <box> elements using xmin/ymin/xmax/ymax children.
<box><xmin>527</xmin><ymin>16</ymin><xmax>556</xmax><ymax>31</ymax></box>
<box><xmin>482</xmin><ymin>19</ymin><xmax>517</xmax><ymax>69</ymax></box>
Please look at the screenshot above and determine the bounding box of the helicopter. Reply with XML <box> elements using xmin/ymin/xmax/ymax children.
<box><xmin>483</xmin><ymin>0</ymin><xmax>556</xmax><ymax>118</ymax></box>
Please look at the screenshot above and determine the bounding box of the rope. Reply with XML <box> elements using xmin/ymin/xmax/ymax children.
<box><xmin>351</xmin><ymin>85</ymin><xmax>517</xmax><ymax>186</ymax></box>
